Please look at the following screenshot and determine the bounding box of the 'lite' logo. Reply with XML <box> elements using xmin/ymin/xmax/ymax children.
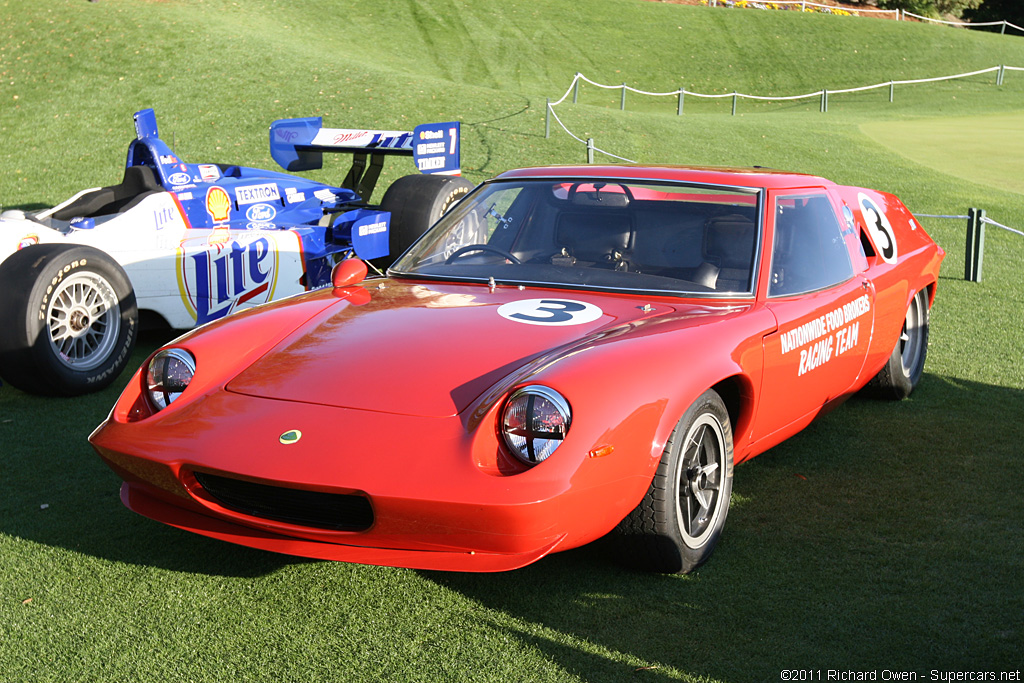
<box><xmin>179</xmin><ymin>235</ymin><xmax>276</xmax><ymax>324</ymax></box>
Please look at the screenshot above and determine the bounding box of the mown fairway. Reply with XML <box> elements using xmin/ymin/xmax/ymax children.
<box><xmin>861</xmin><ymin>112</ymin><xmax>1024</xmax><ymax>194</ymax></box>
<box><xmin>1</xmin><ymin>1</ymin><xmax>1023</xmax><ymax>681</ymax></box>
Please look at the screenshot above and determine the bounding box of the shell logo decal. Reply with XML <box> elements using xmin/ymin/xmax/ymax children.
<box><xmin>206</xmin><ymin>186</ymin><xmax>232</xmax><ymax>223</ymax></box>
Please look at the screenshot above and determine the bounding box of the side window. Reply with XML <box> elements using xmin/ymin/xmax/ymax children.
<box><xmin>769</xmin><ymin>193</ymin><xmax>854</xmax><ymax>297</ymax></box>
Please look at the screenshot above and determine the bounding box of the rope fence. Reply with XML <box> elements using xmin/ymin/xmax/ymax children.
<box><xmin>916</xmin><ymin>210</ymin><xmax>1022</xmax><ymax>282</ymax></box>
<box><xmin>702</xmin><ymin>1</ymin><xmax>1024</xmax><ymax>34</ymax></box>
<box><xmin>903</xmin><ymin>11</ymin><xmax>1024</xmax><ymax>35</ymax></box>
<box><xmin>545</xmin><ymin>65</ymin><xmax>1022</xmax><ymax>162</ymax></box>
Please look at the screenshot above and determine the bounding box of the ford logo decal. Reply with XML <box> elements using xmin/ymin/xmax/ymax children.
<box><xmin>246</xmin><ymin>203</ymin><xmax>277</xmax><ymax>222</ymax></box>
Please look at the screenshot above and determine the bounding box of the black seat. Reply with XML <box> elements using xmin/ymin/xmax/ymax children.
<box><xmin>697</xmin><ymin>213</ymin><xmax>756</xmax><ymax>292</ymax></box>
<box><xmin>51</xmin><ymin>165</ymin><xmax>162</xmax><ymax>221</ymax></box>
<box><xmin>555</xmin><ymin>211</ymin><xmax>632</xmax><ymax>266</ymax></box>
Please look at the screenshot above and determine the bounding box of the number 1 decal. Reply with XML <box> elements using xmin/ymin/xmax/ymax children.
<box><xmin>858</xmin><ymin>193</ymin><xmax>898</xmax><ymax>265</ymax></box>
<box><xmin>497</xmin><ymin>299</ymin><xmax>604</xmax><ymax>326</ymax></box>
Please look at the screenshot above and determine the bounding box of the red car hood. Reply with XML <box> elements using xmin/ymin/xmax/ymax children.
<box><xmin>226</xmin><ymin>280</ymin><xmax>727</xmax><ymax>417</ymax></box>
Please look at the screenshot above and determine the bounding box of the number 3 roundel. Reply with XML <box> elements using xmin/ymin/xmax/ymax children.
<box><xmin>858</xmin><ymin>193</ymin><xmax>898</xmax><ymax>265</ymax></box>
<box><xmin>498</xmin><ymin>299</ymin><xmax>604</xmax><ymax>326</ymax></box>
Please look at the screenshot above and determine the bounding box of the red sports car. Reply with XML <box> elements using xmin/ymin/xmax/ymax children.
<box><xmin>90</xmin><ymin>165</ymin><xmax>944</xmax><ymax>573</ymax></box>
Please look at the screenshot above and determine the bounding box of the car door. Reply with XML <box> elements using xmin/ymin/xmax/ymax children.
<box><xmin>752</xmin><ymin>188</ymin><xmax>876</xmax><ymax>445</ymax></box>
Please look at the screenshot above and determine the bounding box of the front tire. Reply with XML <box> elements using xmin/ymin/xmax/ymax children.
<box><xmin>865</xmin><ymin>288</ymin><xmax>930</xmax><ymax>400</ymax></box>
<box><xmin>613</xmin><ymin>389</ymin><xmax>734</xmax><ymax>573</ymax></box>
<box><xmin>0</xmin><ymin>244</ymin><xmax>138</xmax><ymax>396</ymax></box>
<box><xmin>378</xmin><ymin>174</ymin><xmax>475</xmax><ymax>266</ymax></box>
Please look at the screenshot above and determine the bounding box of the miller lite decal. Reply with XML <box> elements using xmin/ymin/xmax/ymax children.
<box><xmin>176</xmin><ymin>232</ymin><xmax>283</xmax><ymax>325</ymax></box>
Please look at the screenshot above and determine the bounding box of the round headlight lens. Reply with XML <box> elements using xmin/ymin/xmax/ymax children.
<box><xmin>146</xmin><ymin>348</ymin><xmax>196</xmax><ymax>411</ymax></box>
<box><xmin>501</xmin><ymin>386</ymin><xmax>572</xmax><ymax>465</ymax></box>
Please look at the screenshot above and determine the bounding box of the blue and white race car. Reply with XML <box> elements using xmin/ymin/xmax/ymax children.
<box><xmin>0</xmin><ymin>109</ymin><xmax>473</xmax><ymax>396</ymax></box>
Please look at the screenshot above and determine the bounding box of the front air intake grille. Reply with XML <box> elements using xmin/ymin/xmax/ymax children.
<box><xmin>193</xmin><ymin>472</ymin><xmax>373</xmax><ymax>531</ymax></box>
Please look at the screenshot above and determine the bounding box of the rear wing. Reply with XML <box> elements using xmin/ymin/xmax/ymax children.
<box><xmin>269</xmin><ymin>117</ymin><xmax>461</xmax><ymax>199</ymax></box>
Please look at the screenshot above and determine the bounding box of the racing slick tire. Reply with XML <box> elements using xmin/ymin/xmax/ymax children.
<box><xmin>612</xmin><ymin>389</ymin><xmax>734</xmax><ymax>574</ymax></box>
<box><xmin>378</xmin><ymin>174</ymin><xmax>475</xmax><ymax>266</ymax></box>
<box><xmin>0</xmin><ymin>244</ymin><xmax>138</xmax><ymax>396</ymax></box>
<box><xmin>864</xmin><ymin>288</ymin><xmax>930</xmax><ymax>400</ymax></box>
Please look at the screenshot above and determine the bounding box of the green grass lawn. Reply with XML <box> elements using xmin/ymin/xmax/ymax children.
<box><xmin>2</xmin><ymin>1</ymin><xmax>1023</xmax><ymax>680</ymax></box>
<box><xmin>860</xmin><ymin>112</ymin><xmax>1024</xmax><ymax>195</ymax></box>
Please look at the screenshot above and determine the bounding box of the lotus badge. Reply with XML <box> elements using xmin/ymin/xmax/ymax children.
<box><xmin>279</xmin><ymin>429</ymin><xmax>302</xmax><ymax>445</ymax></box>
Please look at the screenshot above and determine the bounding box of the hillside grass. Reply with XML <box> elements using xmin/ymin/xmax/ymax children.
<box><xmin>1</xmin><ymin>0</ymin><xmax>1023</xmax><ymax>681</ymax></box>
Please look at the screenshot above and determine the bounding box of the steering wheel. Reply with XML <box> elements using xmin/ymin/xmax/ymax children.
<box><xmin>444</xmin><ymin>244</ymin><xmax>521</xmax><ymax>264</ymax></box>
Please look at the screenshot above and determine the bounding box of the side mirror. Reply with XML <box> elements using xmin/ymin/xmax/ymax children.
<box><xmin>331</xmin><ymin>258</ymin><xmax>368</xmax><ymax>288</ymax></box>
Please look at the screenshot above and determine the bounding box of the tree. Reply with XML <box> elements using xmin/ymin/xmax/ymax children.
<box><xmin>935</xmin><ymin>0</ymin><xmax>980</xmax><ymax>16</ymax></box>
<box><xmin>876</xmin><ymin>0</ymin><xmax>939</xmax><ymax>17</ymax></box>
<box><xmin>875</xmin><ymin>0</ymin><xmax>979</xmax><ymax>19</ymax></box>
<box><xmin>963</xmin><ymin>0</ymin><xmax>1024</xmax><ymax>27</ymax></box>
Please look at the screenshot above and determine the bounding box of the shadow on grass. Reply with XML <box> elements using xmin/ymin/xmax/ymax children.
<box><xmin>423</xmin><ymin>373</ymin><xmax>1024</xmax><ymax>680</ymax></box>
<box><xmin>0</xmin><ymin>330</ymin><xmax>298</xmax><ymax>578</ymax></box>
<box><xmin>1</xmin><ymin>202</ymin><xmax>50</xmax><ymax>213</ymax></box>
<box><xmin>2</xmin><ymin>366</ymin><xmax>1022</xmax><ymax>676</ymax></box>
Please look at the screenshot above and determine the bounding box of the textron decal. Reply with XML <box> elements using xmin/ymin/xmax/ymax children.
<box><xmin>235</xmin><ymin>183</ymin><xmax>281</xmax><ymax>205</ymax></box>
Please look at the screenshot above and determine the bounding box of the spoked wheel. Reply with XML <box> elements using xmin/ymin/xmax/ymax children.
<box><xmin>613</xmin><ymin>389</ymin><xmax>734</xmax><ymax>573</ymax></box>
<box><xmin>675</xmin><ymin>409</ymin><xmax>729</xmax><ymax>548</ymax></box>
<box><xmin>865</xmin><ymin>288</ymin><xmax>930</xmax><ymax>400</ymax></box>
<box><xmin>0</xmin><ymin>244</ymin><xmax>137</xmax><ymax>396</ymax></box>
<box><xmin>898</xmin><ymin>289</ymin><xmax>927</xmax><ymax>381</ymax></box>
<box><xmin>46</xmin><ymin>271</ymin><xmax>122</xmax><ymax>372</ymax></box>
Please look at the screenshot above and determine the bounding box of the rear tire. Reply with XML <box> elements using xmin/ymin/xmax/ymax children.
<box><xmin>0</xmin><ymin>244</ymin><xmax>138</xmax><ymax>396</ymax></box>
<box><xmin>378</xmin><ymin>174</ymin><xmax>475</xmax><ymax>266</ymax></box>
<box><xmin>865</xmin><ymin>288</ymin><xmax>929</xmax><ymax>400</ymax></box>
<box><xmin>613</xmin><ymin>389</ymin><xmax>734</xmax><ymax>573</ymax></box>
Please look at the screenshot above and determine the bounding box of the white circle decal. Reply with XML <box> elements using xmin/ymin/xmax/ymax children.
<box><xmin>858</xmin><ymin>193</ymin><xmax>898</xmax><ymax>265</ymax></box>
<box><xmin>497</xmin><ymin>299</ymin><xmax>604</xmax><ymax>326</ymax></box>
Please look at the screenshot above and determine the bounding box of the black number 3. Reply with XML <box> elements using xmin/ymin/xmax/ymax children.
<box><xmin>511</xmin><ymin>299</ymin><xmax>588</xmax><ymax>324</ymax></box>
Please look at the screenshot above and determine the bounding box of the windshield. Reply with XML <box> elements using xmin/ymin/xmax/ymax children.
<box><xmin>391</xmin><ymin>177</ymin><xmax>762</xmax><ymax>297</ymax></box>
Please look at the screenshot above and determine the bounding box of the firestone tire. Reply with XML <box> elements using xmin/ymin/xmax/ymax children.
<box><xmin>613</xmin><ymin>389</ymin><xmax>734</xmax><ymax>574</ymax></box>
<box><xmin>0</xmin><ymin>244</ymin><xmax>138</xmax><ymax>396</ymax></box>
<box><xmin>378</xmin><ymin>174</ymin><xmax>475</xmax><ymax>266</ymax></box>
<box><xmin>865</xmin><ymin>288</ymin><xmax>930</xmax><ymax>400</ymax></box>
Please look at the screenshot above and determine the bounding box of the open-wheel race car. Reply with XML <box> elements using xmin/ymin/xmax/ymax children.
<box><xmin>0</xmin><ymin>109</ymin><xmax>473</xmax><ymax>395</ymax></box>
<box><xmin>90</xmin><ymin>165</ymin><xmax>944</xmax><ymax>573</ymax></box>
